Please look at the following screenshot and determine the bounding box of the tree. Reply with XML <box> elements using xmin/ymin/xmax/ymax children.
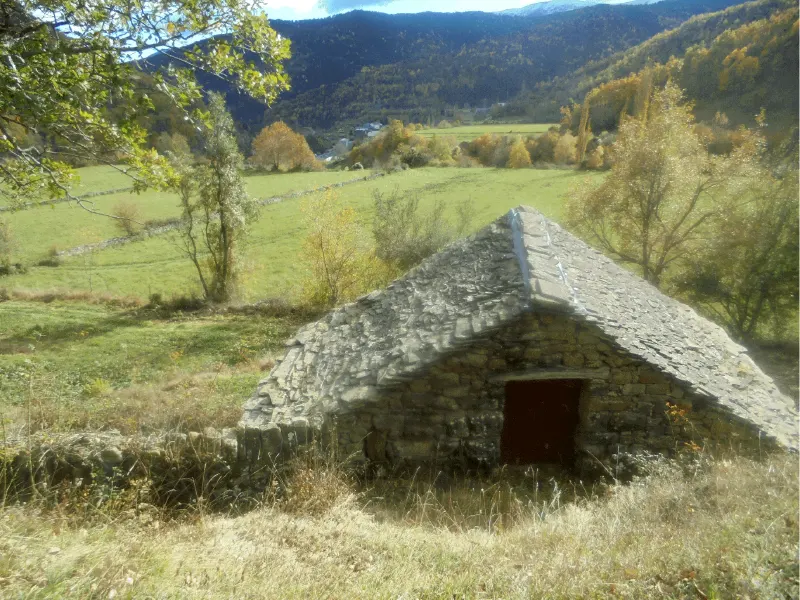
<box><xmin>154</xmin><ymin>133</ymin><xmax>192</xmax><ymax>158</ymax></box>
<box><xmin>553</xmin><ymin>132</ymin><xmax>578</xmax><ymax>165</ymax></box>
<box><xmin>565</xmin><ymin>83</ymin><xmax>758</xmax><ymax>287</ymax></box>
<box><xmin>0</xmin><ymin>0</ymin><xmax>290</xmax><ymax>208</ymax></box>
<box><xmin>250</xmin><ymin>122</ymin><xmax>318</xmax><ymax>172</ymax></box>
<box><xmin>176</xmin><ymin>94</ymin><xmax>257</xmax><ymax>303</ymax></box>
<box><xmin>507</xmin><ymin>139</ymin><xmax>532</xmax><ymax>169</ymax></box>
<box><xmin>301</xmin><ymin>190</ymin><xmax>381</xmax><ymax>308</ymax></box>
<box><xmin>677</xmin><ymin>154</ymin><xmax>799</xmax><ymax>341</ymax></box>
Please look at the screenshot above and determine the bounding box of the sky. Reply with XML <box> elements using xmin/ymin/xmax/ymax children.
<box><xmin>264</xmin><ymin>0</ymin><xmax>542</xmax><ymax>21</ymax></box>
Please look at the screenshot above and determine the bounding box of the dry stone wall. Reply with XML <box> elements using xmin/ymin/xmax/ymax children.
<box><xmin>331</xmin><ymin>312</ymin><xmax>769</xmax><ymax>472</ymax></box>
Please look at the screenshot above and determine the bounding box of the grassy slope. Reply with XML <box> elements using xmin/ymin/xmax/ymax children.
<box><xmin>0</xmin><ymin>301</ymin><xmax>307</xmax><ymax>435</ymax></box>
<box><xmin>417</xmin><ymin>123</ymin><xmax>554</xmax><ymax>142</ymax></box>
<box><xmin>0</xmin><ymin>453</ymin><xmax>796</xmax><ymax>598</ymax></box>
<box><xmin>4</xmin><ymin>167</ymin><xmax>601</xmax><ymax>300</ymax></box>
<box><xmin>4</xmin><ymin>168</ymin><xmax>370</xmax><ymax>263</ymax></box>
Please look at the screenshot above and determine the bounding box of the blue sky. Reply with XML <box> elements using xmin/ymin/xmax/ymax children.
<box><xmin>265</xmin><ymin>0</ymin><xmax>543</xmax><ymax>21</ymax></box>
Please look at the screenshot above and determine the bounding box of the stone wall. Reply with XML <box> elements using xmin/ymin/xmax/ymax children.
<box><xmin>331</xmin><ymin>312</ymin><xmax>770</xmax><ymax>472</ymax></box>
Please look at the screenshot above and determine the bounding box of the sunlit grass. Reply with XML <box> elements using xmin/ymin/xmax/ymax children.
<box><xmin>4</xmin><ymin>167</ymin><xmax>602</xmax><ymax>300</ymax></box>
<box><xmin>3</xmin><ymin>167</ymin><xmax>370</xmax><ymax>262</ymax></box>
<box><xmin>417</xmin><ymin>123</ymin><xmax>555</xmax><ymax>142</ymax></box>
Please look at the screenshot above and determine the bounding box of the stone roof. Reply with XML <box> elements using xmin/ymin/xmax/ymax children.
<box><xmin>241</xmin><ymin>206</ymin><xmax>798</xmax><ymax>450</ymax></box>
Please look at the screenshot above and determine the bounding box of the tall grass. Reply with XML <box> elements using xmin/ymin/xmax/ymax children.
<box><xmin>0</xmin><ymin>452</ymin><xmax>795</xmax><ymax>598</ymax></box>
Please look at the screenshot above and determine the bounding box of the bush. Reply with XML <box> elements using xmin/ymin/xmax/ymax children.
<box><xmin>301</xmin><ymin>190</ymin><xmax>384</xmax><ymax>308</ymax></box>
<box><xmin>112</xmin><ymin>200</ymin><xmax>142</xmax><ymax>236</ymax></box>
<box><xmin>372</xmin><ymin>188</ymin><xmax>474</xmax><ymax>273</ymax></box>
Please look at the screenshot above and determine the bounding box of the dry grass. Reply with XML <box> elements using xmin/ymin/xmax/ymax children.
<box><xmin>2</xmin><ymin>363</ymin><xmax>260</xmax><ymax>437</ymax></box>
<box><xmin>0</xmin><ymin>453</ymin><xmax>796</xmax><ymax>598</ymax></box>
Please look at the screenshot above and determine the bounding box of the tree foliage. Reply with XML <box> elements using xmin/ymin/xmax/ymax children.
<box><xmin>300</xmin><ymin>190</ymin><xmax>381</xmax><ymax>308</ymax></box>
<box><xmin>0</xmin><ymin>0</ymin><xmax>290</xmax><ymax>207</ymax></box>
<box><xmin>506</xmin><ymin>139</ymin><xmax>532</xmax><ymax>169</ymax></box>
<box><xmin>176</xmin><ymin>94</ymin><xmax>257</xmax><ymax>303</ymax></box>
<box><xmin>506</xmin><ymin>1</ymin><xmax>798</xmax><ymax>131</ymax></box>
<box><xmin>677</xmin><ymin>148</ymin><xmax>799</xmax><ymax>341</ymax></box>
<box><xmin>372</xmin><ymin>188</ymin><xmax>473</xmax><ymax>273</ymax></box>
<box><xmin>250</xmin><ymin>122</ymin><xmax>318</xmax><ymax>172</ymax></box>
<box><xmin>566</xmin><ymin>83</ymin><xmax>759</xmax><ymax>287</ymax></box>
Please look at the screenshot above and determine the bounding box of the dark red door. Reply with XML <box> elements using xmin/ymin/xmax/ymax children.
<box><xmin>500</xmin><ymin>379</ymin><xmax>582</xmax><ymax>465</ymax></box>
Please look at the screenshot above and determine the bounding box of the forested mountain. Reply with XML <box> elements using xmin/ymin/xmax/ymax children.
<box><xmin>500</xmin><ymin>0</ymin><xmax>612</xmax><ymax>17</ymax></box>
<box><xmin>145</xmin><ymin>0</ymin><xmax>747</xmax><ymax>133</ymax></box>
<box><xmin>498</xmin><ymin>0</ymin><xmax>797</xmax><ymax>125</ymax></box>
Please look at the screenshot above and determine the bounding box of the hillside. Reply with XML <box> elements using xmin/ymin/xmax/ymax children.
<box><xmin>144</xmin><ymin>0</ymin><xmax>747</xmax><ymax>133</ymax></box>
<box><xmin>498</xmin><ymin>0</ymin><xmax>797</xmax><ymax>125</ymax></box>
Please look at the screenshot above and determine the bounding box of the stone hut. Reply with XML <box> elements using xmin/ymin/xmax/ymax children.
<box><xmin>240</xmin><ymin>206</ymin><xmax>798</xmax><ymax>471</ymax></box>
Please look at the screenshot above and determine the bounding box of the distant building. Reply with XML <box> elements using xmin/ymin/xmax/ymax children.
<box><xmin>354</xmin><ymin>122</ymin><xmax>384</xmax><ymax>140</ymax></box>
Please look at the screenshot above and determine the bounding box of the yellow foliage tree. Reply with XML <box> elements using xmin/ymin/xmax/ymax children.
<box><xmin>250</xmin><ymin>122</ymin><xmax>319</xmax><ymax>172</ymax></box>
<box><xmin>566</xmin><ymin>83</ymin><xmax>761</xmax><ymax>287</ymax></box>
<box><xmin>301</xmin><ymin>191</ymin><xmax>385</xmax><ymax>307</ymax></box>
<box><xmin>506</xmin><ymin>139</ymin><xmax>532</xmax><ymax>169</ymax></box>
<box><xmin>554</xmin><ymin>133</ymin><xmax>577</xmax><ymax>164</ymax></box>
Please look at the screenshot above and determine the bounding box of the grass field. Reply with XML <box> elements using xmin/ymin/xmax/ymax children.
<box><xmin>0</xmin><ymin>300</ymin><xmax>308</xmax><ymax>436</ymax></box>
<box><xmin>3</xmin><ymin>166</ymin><xmax>601</xmax><ymax>300</ymax></box>
<box><xmin>417</xmin><ymin>123</ymin><xmax>555</xmax><ymax>142</ymax></box>
<box><xmin>3</xmin><ymin>168</ymin><xmax>371</xmax><ymax>263</ymax></box>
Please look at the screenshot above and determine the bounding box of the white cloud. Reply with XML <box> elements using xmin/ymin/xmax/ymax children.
<box><xmin>266</xmin><ymin>0</ymin><xmax>319</xmax><ymax>14</ymax></box>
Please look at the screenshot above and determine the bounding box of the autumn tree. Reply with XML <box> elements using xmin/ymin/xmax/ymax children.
<box><xmin>507</xmin><ymin>139</ymin><xmax>532</xmax><ymax>168</ymax></box>
<box><xmin>250</xmin><ymin>122</ymin><xmax>318</xmax><ymax>172</ymax></box>
<box><xmin>177</xmin><ymin>94</ymin><xmax>258</xmax><ymax>303</ymax></box>
<box><xmin>0</xmin><ymin>0</ymin><xmax>290</xmax><ymax>208</ymax></box>
<box><xmin>154</xmin><ymin>133</ymin><xmax>192</xmax><ymax>158</ymax></box>
<box><xmin>301</xmin><ymin>190</ymin><xmax>381</xmax><ymax>308</ymax></box>
<box><xmin>677</xmin><ymin>144</ymin><xmax>799</xmax><ymax>341</ymax></box>
<box><xmin>553</xmin><ymin>133</ymin><xmax>578</xmax><ymax>165</ymax></box>
<box><xmin>566</xmin><ymin>83</ymin><xmax>759</xmax><ymax>287</ymax></box>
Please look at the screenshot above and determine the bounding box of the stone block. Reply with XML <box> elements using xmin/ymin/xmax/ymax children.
<box><xmin>611</xmin><ymin>371</ymin><xmax>635</xmax><ymax>385</ymax></box>
<box><xmin>409</xmin><ymin>379</ymin><xmax>431</xmax><ymax>393</ymax></box>
<box><xmin>646</xmin><ymin>384</ymin><xmax>671</xmax><ymax>396</ymax></box>
<box><xmin>622</xmin><ymin>383</ymin><xmax>646</xmax><ymax>395</ymax></box>
<box><xmin>639</xmin><ymin>370</ymin><xmax>668</xmax><ymax>384</ymax></box>
<box><xmin>563</xmin><ymin>353</ymin><xmax>585</xmax><ymax>368</ymax></box>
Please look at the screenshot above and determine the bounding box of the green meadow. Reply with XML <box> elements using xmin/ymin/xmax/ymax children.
<box><xmin>417</xmin><ymin>123</ymin><xmax>555</xmax><ymax>142</ymax></box>
<box><xmin>4</xmin><ymin>168</ymin><xmax>372</xmax><ymax>263</ymax></box>
<box><xmin>3</xmin><ymin>166</ymin><xmax>600</xmax><ymax>301</ymax></box>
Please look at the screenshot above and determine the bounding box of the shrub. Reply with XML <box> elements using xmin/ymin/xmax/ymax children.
<box><xmin>372</xmin><ymin>188</ymin><xmax>474</xmax><ymax>273</ymax></box>
<box><xmin>585</xmin><ymin>146</ymin><xmax>605</xmax><ymax>169</ymax></box>
<box><xmin>301</xmin><ymin>190</ymin><xmax>383</xmax><ymax>308</ymax></box>
<box><xmin>530</xmin><ymin>129</ymin><xmax>560</xmax><ymax>163</ymax></box>
<box><xmin>112</xmin><ymin>200</ymin><xmax>143</xmax><ymax>236</ymax></box>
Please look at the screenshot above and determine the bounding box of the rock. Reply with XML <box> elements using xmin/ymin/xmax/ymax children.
<box><xmin>100</xmin><ymin>447</ymin><xmax>123</xmax><ymax>466</ymax></box>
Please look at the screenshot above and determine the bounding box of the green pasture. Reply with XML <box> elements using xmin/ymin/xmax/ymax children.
<box><xmin>3</xmin><ymin>166</ymin><xmax>602</xmax><ymax>301</ymax></box>
<box><xmin>417</xmin><ymin>123</ymin><xmax>555</xmax><ymax>142</ymax></box>
<box><xmin>0</xmin><ymin>301</ymin><xmax>304</xmax><ymax>433</ymax></box>
<box><xmin>3</xmin><ymin>167</ymin><xmax>370</xmax><ymax>262</ymax></box>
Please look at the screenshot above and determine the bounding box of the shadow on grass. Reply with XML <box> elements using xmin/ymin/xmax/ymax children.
<box><xmin>0</xmin><ymin>300</ymin><xmax>319</xmax><ymax>356</ymax></box>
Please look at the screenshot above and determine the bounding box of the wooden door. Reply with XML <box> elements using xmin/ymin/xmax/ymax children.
<box><xmin>500</xmin><ymin>379</ymin><xmax>582</xmax><ymax>465</ymax></box>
